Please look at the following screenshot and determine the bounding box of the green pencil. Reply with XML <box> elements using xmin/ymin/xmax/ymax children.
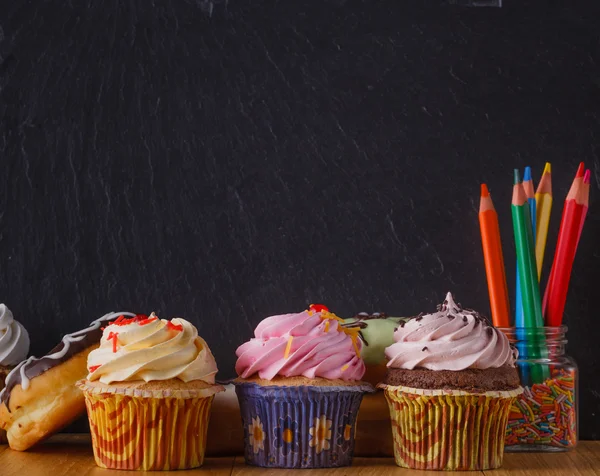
<box><xmin>512</xmin><ymin>169</ymin><xmax>548</xmax><ymax>382</ymax></box>
<box><xmin>512</xmin><ymin>170</ymin><xmax>544</xmax><ymax>327</ymax></box>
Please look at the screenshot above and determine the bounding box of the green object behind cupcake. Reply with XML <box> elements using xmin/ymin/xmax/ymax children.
<box><xmin>342</xmin><ymin>313</ymin><xmax>409</xmax><ymax>386</ymax></box>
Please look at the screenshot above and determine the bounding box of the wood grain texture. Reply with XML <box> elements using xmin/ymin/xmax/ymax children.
<box><xmin>231</xmin><ymin>456</ymin><xmax>448</xmax><ymax>475</ymax></box>
<box><xmin>0</xmin><ymin>435</ymin><xmax>234</xmax><ymax>476</ymax></box>
<box><xmin>1</xmin><ymin>436</ymin><xmax>599</xmax><ymax>475</ymax></box>
<box><xmin>487</xmin><ymin>442</ymin><xmax>600</xmax><ymax>476</ymax></box>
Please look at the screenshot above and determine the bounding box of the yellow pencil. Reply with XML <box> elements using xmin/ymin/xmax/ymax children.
<box><xmin>535</xmin><ymin>162</ymin><xmax>552</xmax><ymax>279</ymax></box>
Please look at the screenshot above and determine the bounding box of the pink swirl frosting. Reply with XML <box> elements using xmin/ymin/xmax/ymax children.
<box><xmin>235</xmin><ymin>309</ymin><xmax>365</xmax><ymax>381</ymax></box>
<box><xmin>385</xmin><ymin>292</ymin><xmax>516</xmax><ymax>371</ymax></box>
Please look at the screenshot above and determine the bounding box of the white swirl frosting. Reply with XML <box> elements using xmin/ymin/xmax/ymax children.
<box><xmin>87</xmin><ymin>313</ymin><xmax>218</xmax><ymax>385</ymax></box>
<box><xmin>0</xmin><ymin>304</ymin><xmax>30</xmax><ymax>366</ymax></box>
<box><xmin>385</xmin><ymin>292</ymin><xmax>516</xmax><ymax>371</ymax></box>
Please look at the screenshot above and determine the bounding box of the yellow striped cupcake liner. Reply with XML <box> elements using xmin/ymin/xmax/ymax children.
<box><xmin>78</xmin><ymin>381</ymin><xmax>222</xmax><ymax>471</ymax></box>
<box><xmin>380</xmin><ymin>384</ymin><xmax>522</xmax><ymax>471</ymax></box>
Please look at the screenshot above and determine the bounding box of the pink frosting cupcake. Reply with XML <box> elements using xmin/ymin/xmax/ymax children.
<box><xmin>233</xmin><ymin>304</ymin><xmax>373</xmax><ymax>469</ymax></box>
<box><xmin>380</xmin><ymin>292</ymin><xmax>523</xmax><ymax>471</ymax></box>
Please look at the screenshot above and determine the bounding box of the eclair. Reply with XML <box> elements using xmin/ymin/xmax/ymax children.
<box><xmin>0</xmin><ymin>311</ymin><xmax>135</xmax><ymax>450</ymax></box>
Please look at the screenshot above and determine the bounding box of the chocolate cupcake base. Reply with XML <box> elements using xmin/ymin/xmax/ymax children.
<box><xmin>384</xmin><ymin>365</ymin><xmax>520</xmax><ymax>393</ymax></box>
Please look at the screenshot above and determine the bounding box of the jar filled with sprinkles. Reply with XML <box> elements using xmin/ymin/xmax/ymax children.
<box><xmin>499</xmin><ymin>326</ymin><xmax>577</xmax><ymax>452</ymax></box>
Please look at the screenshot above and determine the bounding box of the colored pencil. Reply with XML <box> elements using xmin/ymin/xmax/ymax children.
<box><xmin>542</xmin><ymin>162</ymin><xmax>585</xmax><ymax>318</ymax></box>
<box><xmin>535</xmin><ymin>163</ymin><xmax>552</xmax><ymax>279</ymax></box>
<box><xmin>479</xmin><ymin>183</ymin><xmax>511</xmax><ymax>328</ymax></box>
<box><xmin>578</xmin><ymin>170</ymin><xmax>591</xmax><ymax>244</ymax></box>
<box><xmin>512</xmin><ymin>170</ymin><xmax>544</xmax><ymax>328</ymax></box>
<box><xmin>544</xmin><ymin>169</ymin><xmax>589</xmax><ymax>326</ymax></box>
<box><xmin>515</xmin><ymin>167</ymin><xmax>536</xmax><ymax>327</ymax></box>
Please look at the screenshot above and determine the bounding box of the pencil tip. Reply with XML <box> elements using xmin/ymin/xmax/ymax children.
<box><xmin>513</xmin><ymin>169</ymin><xmax>521</xmax><ymax>185</ymax></box>
<box><xmin>481</xmin><ymin>183</ymin><xmax>490</xmax><ymax>197</ymax></box>
<box><xmin>576</xmin><ymin>162</ymin><xmax>585</xmax><ymax>178</ymax></box>
<box><xmin>523</xmin><ymin>166</ymin><xmax>532</xmax><ymax>182</ymax></box>
<box><xmin>544</xmin><ymin>162</ymin><xmax>551</xmax><ymax>174</ymax></box>
<box><xmin>584</xmin><ymin>169</ymin><xmax>591</xmax><ymax>184</ymax></box>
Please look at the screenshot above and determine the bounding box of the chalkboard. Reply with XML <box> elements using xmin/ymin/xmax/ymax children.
<box><xmin>1</xmin><ymin>0</ymin><xmax>598</xmax><ymax>439</ymax></box>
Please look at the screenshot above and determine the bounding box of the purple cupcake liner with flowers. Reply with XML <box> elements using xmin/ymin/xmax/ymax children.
<box><xmin>234</xmin><ymin>382</ymin><xmax>374</xmax><ymax>468</ymax></box>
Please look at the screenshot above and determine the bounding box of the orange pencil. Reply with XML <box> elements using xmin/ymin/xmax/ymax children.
<box><xmin>479</xmin><ymin>184</ymin><xmax>511</xmax><ymax>327</ymax></box>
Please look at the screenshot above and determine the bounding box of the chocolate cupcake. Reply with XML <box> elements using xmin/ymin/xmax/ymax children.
<box><xmin>379</xmin><ymin>292</ymin><xmax>522</xmax><ymax>471</ymax></box>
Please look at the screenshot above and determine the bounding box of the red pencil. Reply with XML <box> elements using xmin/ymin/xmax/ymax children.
<box><xmin>577</xmin><ymin>170</ymin><xmax>591</xmax><ymax>244</ymax></box>
<box><xmin>544</xmin><ymin>170</ymin><xmax>588</xmax><ymax>326</ymax></box>
<box><xmin>542</xmin><ymin>162</ymin><xmax>585</xmax><ymax>316</ymax></box>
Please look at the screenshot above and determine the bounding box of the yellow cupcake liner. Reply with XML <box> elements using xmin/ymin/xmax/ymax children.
<box><xmin>79</xmin><ymin>383</ymin><xmax>217</xmax><ymax>471</ymax></box>
<box><xmin>382</xmin><ymin>384</ymin><xmax>522</xmax><ymax>471</ymax></box>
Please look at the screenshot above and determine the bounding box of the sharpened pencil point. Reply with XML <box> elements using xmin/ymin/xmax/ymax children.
<box><xmin>584</xmin><ymin>170</ymin><xmax>591</xmax><ymax>184</ymax></box>
<box><xmin>523</xmin><ymin>166</ymin><xmax>532</xmax><ymax>182</ymax></box>
<box><xmin>514</xmin><ymin>169</ymin><xmax>521</xmax><ymax>185</ymax></box>
<box><xmin>481</xmin><ymin>183</ymin><xmax>490</xmax><ymax>197</ymax></box>
<box><xmin>576</xmin><ymin>162</ymin><xmax>585</xmax><ymax>178</ymax></box>
<box><xmin>543</xmin><ymin>162</ymin><xmax>551</xmax><ymax>174</ymax></box>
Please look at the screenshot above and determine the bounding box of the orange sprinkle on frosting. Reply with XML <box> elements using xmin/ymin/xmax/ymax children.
<box><xmin>107</xmin><ymin>331</ymin><xmax>119</xmax><ymax>353</ymax></box>
<box><xmin>167</xmin><ymin>321</ymin><xmax>183</xmax><ymax>332</ymax></box>
<box><xmin>324</xmin><ymin>320</ymin><xmax>330</xmax><ymax>332</ymax></box>
<box><xmin>284</xmin><ymin>336</ymin><xmax>293</xmax><ymax>359</ymax></box>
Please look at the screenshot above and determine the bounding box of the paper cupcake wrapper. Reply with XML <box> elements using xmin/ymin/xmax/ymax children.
<box><xmin>383</xmin><ymin>385</ymin><xmax>522</xmax><ymax>471</ymax></box>
<box><xmin>79</xmin><ymin>383</ymin><xmax>216</xmax><ymax>471</ymax></box>
<box><xmin>77</xmin><ymin>379</ymin><xmax>224</xmax><ymax>399</ymax></box>
<box><xmin>234</xmin><ymin>382</ymin><xmax>373</xmax><ymax>468</ymax></box>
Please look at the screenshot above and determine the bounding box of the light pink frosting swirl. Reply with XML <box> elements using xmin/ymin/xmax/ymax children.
<box><xmin>385</xmin><ymin>292</ymin><xmax>516</xmax><ymax>371</ymax></box>
<box><xmin>235</xmin><ymin>309</ymin><xmax>365</xmax><ymax>381</ymax></box>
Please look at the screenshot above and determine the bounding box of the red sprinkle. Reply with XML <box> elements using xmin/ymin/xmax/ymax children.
<box><xmin>167</xmin><ymin>321</ymin><xmax>183</xmax><ymax>332</ymax></box>
<box><xmin>89</xmin><ymin>365</ymin><xmax>101</xmax><ymax>373</ymax></box>
<box><xmin>107</xmin><ymin>331</ymin><xmax>119</xmax><ymax>353</ymax></box>
<box><xmin>309</xmin><ymin>304</ymin><xmax>329</xmax><ymax>313</ymax></box>
<box><xmin>138</xmin><ymin>316</ymin><xmax>158</xmax><ymax>326</ymax></box>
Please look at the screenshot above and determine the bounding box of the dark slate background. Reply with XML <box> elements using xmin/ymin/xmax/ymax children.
<box><xmin>1</xmin><ymin>0</ymin><xmax>599</xmax><ymax>438</ymax></box>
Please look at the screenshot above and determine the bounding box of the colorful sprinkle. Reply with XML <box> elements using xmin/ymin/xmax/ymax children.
<box><xmin>167</xmin><ymin>321</ymin><xmax>184</xmax><ymax>332</ymax></box>
<box><xmin>309</xmin><ymin>304</ymin><xmax>329</xmax><ymax>313</ymax></box>
<box><xmin>284</xmin><ymin>336</ymin><xmax>293</xmax><ymax>359</ymax></box>
<box><xmin>88</xmin><ymin>365</ymin><xmax>101</xmax><ymax>373</ymax></box>
<box><xmin>107</xmin><ymin>331</ymin><xmax>119</xmax><ymax>353</ymax></box>
<box><xmin>505</xmin><ymin>370</ymin><xmax>576</xmax><ymax>449</ymax></box>
<box><xmin>138</xmin><ymin>316</ymin><xmax>158</xmax><ymax>326</ymax></box>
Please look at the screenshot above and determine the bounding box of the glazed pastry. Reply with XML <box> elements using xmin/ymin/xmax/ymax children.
<box><xmin>234</xmin><ymin>304</ymin><xmax>373</xmax><ymax>469</ymax></box>
<box><xmin>0</xmin><ymin>304</ymin><xmax>30</xmax><ymax>444</ymax></box>
<box><xmin>380</xmin><ymin>292</ymin><xmax>522</xmax><ymax>470</ymax></box>
<box><xmin>0</xmin><ymin>311</ymin><xmax>135</xmax><ymax>451</ymax></box>
<box><xmin>77</xmin><ymin>312</ymin><xmax>224</xmax><ymax>471</ymax></box>
<box><xmin>342</xmin><ymin>313</ymin><xmax>407</xmax><ymax>386</ymax></box>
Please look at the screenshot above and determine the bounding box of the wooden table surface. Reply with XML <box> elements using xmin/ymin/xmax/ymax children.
<box><xmin>1</xmin><ymin>436</ymin><xmax>599</xmax><ymax>475</ymax></box>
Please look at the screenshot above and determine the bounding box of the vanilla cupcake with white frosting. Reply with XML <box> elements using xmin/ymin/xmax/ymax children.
<box><xmin>77</xmin><ymin>312</ymin><xmax>223</xmax><ymax>471</ymax></box>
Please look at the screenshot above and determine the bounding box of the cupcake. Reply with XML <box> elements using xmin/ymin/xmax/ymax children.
<box><xmin>77</xmin><ymin>312</ymin><xmax>224</xmax><ymax>471</ymax></box>
<box><xmin>342</xmin><ymin>312</ymin><xmax>408</xmax><ymax>386</ymax></box>
<box><xmin>0</xmin><ymin>304</ymin><xmax>30</xmax><ymax>444</ymax></box>
<box><xmin>380</xmin><ymin>292</ymin><xmax>522</xmax><ymax>471</ymax></box>
<box><xmin>234</xmin><ymin>304</ymin><xmax>374</xmax><ymax>469</ymax></box>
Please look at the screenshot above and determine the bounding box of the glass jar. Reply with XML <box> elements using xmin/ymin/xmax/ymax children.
<box><xmin>499</xmin><ymin>326</ymin><xmax>577</xmax><ymax>452</ymax></box>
